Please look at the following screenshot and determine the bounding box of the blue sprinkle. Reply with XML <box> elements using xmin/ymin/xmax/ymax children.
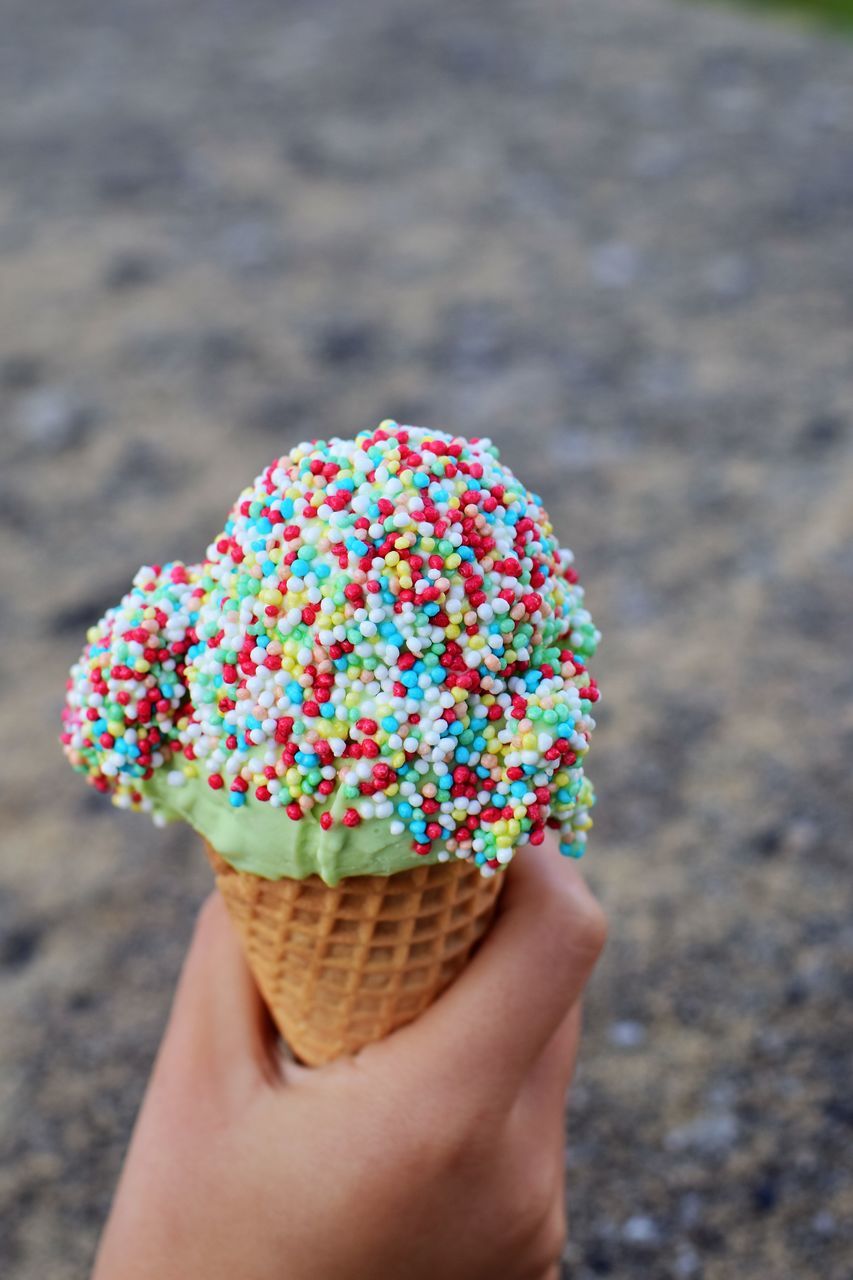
<box><xmin>229</xmin><ymin>792</ymin><xmax>246</xmax><ymax>808</ymax></box>
<box><xmin>382</xmin><ymin>716</ymin><xmax>398</xmax><ymax>733</ymax></box>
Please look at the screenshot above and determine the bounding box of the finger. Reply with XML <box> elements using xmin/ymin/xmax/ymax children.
<box><xmin>155</xmin><ymin>891</ymin><xmax>278</xmax><ymax>1094</ymax></box>
<box><xmin>383</xmin><ymin>835</ymin><xmax>607</xmax><ymax>1096</ymax></box>
<box><xmin>512</xmin><ymin>1002</ymin><xmax>582</xmax><ymax>1174</ymax></box>
<box><xmin>525</xmin><ymin>1002</ymin><xmax>583</xmax><ymax>1119</ymax></box>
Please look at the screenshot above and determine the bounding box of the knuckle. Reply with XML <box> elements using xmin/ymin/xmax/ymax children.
<box><xmin>540</xmin><ymin>1200</ymin><xmax>568</xmax><ymax>1267</ymax></box>
<box><xmin>573</xmin><ymin>890</ymin><xmax>608</xmax><ymax>957</ymax></box>
<box><xmin>510</xmin><ymin>1159</ymin><xmax>558</xmax><ymax>1241</ymax></box>
<box><xmin>194</xmin><ymin>891</ymin><xmax>222</xmax><ymax>935</ymax></box>
<box><xmin>190</xmin><ymin>891</ymin><xmax>227</xmax><ymax>951</ymax></box>
<box><xmin>551</xmin><ymin>877</ymin><xmax>608</xmax><ymax>959</ymax></box>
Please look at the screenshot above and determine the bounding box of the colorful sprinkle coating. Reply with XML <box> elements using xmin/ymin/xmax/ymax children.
<box><xmin>61</xmin><ymin>563</ymin><xmax>202</xmax><ymax>808</ymax></box>
<box><xmin>61</xmin><ymin>423</ymin><xmax>600</xmax><ymax>872</ymax></box>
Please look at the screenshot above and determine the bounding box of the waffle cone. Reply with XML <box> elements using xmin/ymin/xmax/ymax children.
<box><xmin>204</xmin><ymin>842</ymin><xmax>503</xmax><ymax>1065</ymax></box>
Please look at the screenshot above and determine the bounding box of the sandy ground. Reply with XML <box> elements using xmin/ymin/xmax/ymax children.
<box><xmin>1</xmin><ymin>1</ymin><xmax>852</xmax><ymax>1276</ymax></box>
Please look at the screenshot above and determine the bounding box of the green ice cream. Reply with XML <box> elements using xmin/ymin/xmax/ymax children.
<box><xmin>62</xmin><ymin>426</ymin><xmax>601</xmax><ymax>888</ymax></box>
<box><xmin>142</xmin><ymin>770</ymin><xmax>441</xmax><ymax>885</ymax></box>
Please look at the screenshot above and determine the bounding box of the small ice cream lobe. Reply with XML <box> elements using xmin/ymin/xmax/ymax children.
<box><xmin>61</xmin><ymin>423</ymin><xmax>600</xmax><ymax>877</ymax></box>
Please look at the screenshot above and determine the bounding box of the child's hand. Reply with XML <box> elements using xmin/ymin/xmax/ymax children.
<box><xmin>93</xmin><ymin>837</ymin><xmax>606</xmax><ymax>1280</ymax></box>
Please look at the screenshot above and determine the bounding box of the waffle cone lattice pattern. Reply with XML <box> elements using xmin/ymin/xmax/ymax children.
<box><xmin>204</xmin><ymin>843</ymin><xmax>503</xmax><ymax>1065</ymax></box>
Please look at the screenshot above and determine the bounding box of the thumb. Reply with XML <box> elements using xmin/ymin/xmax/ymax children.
<box><xmin>155</xmin><ymin>891</ymin><xmax>278</xmax><ymax>1098</ymax></box>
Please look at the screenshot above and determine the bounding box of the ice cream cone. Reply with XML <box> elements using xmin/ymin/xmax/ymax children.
<box><xmin>204</xmin><ymin>842</ymin><xmax>503</xmax><ymax>1065</ymax></box>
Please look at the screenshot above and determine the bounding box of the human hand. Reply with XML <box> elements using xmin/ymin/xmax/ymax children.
<box><xmin>93</xmin><ymin>837</ymin><xmax>607</xmax><ymax>1280</ymax></box>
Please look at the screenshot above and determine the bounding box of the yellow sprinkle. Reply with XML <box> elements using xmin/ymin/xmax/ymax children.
<box><xmin>445</xmin><ymin>625</ymin><xmax>461</xmax><ymax>640</ymax></box>
<box><xmin>135</xmin><ymin>659</ymin><xmax>150</xmax><ymax>674</ymax></box>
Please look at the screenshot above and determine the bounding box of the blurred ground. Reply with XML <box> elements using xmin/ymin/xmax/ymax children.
<box><xmin>1</xmin><ymin>1</ymin><xmax>852</xmax><ymax>1277</ymax></box>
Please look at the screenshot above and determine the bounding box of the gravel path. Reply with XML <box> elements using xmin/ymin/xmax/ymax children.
<box><xmin>1</xmin><ymin>1</ymin><xmax>852</xmax><ymax>1276</ymax></box>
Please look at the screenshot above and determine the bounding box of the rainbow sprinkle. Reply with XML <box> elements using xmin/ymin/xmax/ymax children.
<box><xmin>62</xmin><ymin>423</ymin><xmax>600</xmax><ymax>873</ymax></box>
